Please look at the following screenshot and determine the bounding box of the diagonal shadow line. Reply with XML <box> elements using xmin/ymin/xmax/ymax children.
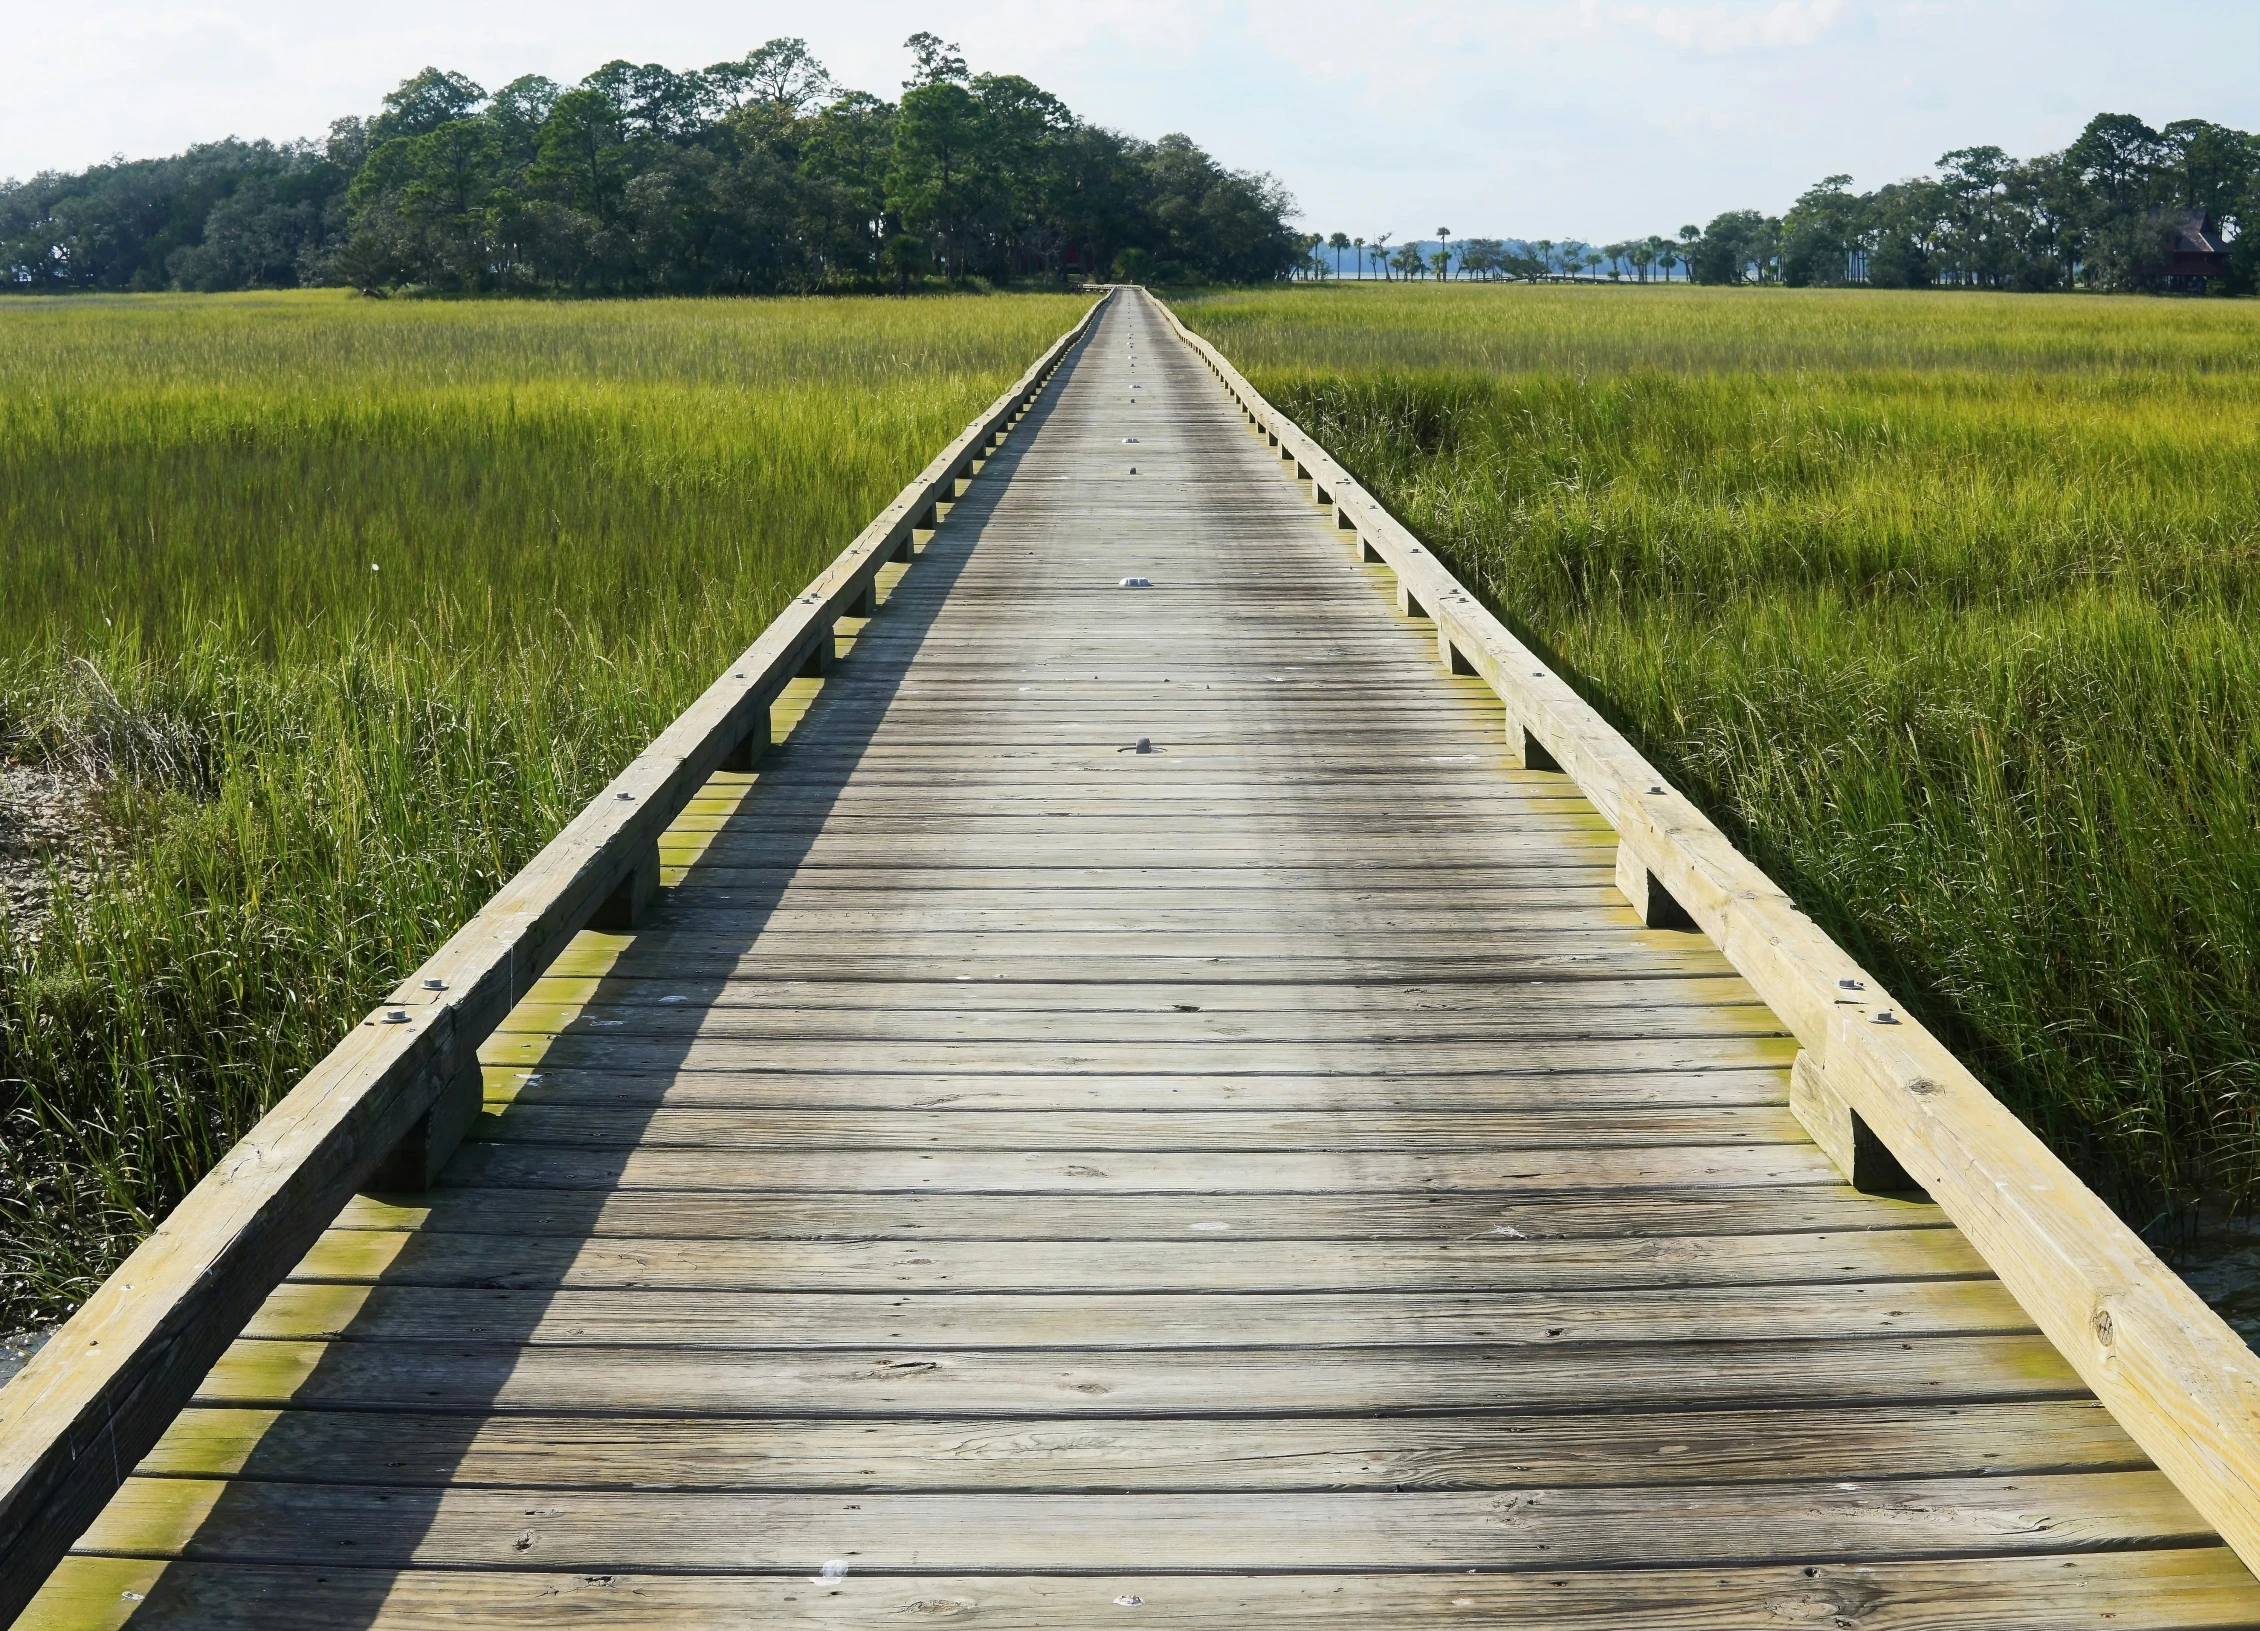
<box><xmin>100</xmin><ymin>313</ymin><xmax>1110</xmax><ymax>1617</ymax></box>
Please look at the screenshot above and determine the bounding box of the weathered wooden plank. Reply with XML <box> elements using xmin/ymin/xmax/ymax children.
<box><xmin>134</xmin><ymin>1398</ymin><xmax>2141</xmax><ymax>1489</ymax></box>
<box><xmin>642</xmin><ymin>903</ymin><xmax>1678</xmax><ymax>935</ymax></box>
<box><xmin>240</xmin><ymin>1278</ymin><xmax>2028</xmax><ymax>1349</ymax></box>
<box><xmin>28</xmin><ymin>1551</ymin><xmax>2260</xmax><ymax>1631</ymax></box>
<box><xmin>188</xmin><ymin>1332</ymin><xmax>2094</xmax><ymax>1416</ymax></box>
<box><xmin>441</xmin><ymin>1140</ymin><xmax>1834</xmax><ymax>1194</ymax></box>
<box><xmin>474</xmin><ymin>1044</ymin><xmax>1806</xmax><ymax>1090</ymax></box>
<box><xmin>534</xmin><ymin>935</ymin><xmax>1744</xmax><ymax>981</ymax></box>
<box><xmin>684</xmin><ymin>786</ymin><xmax>1588</xmax><ymax>810</ymax></box>
<box><xmin>337</xmin><ymin>1186</ymin><xmax>1946</xmax><ymax>1242</ymax></box>
<box><xmin>510</xmin><ymin>971</ymin><xmax>1766</xmax><ymax>1013</ymax></box>
<box><xmin>476</xmin><ymin>1063</ymin><xmax>1796</xmax><ymax>1113</ymax></box>
<box><xmin>69</xmin><ymin>1473</ymin><xmax>2209</xmax><ymax>1571</ymax></box>
<box><xmin>283</xmin><ymin>1224</ymin><xmax>1988</xmax><ymax>1294</ymax></box>
<box><xmin>494</xmin><ymin>1005</ymin><xmax>1792</xmax><ymax>1046</ymax></box>
<box><xmin>459</xmin><ymin>1104</ymin><xmax>1807</xmax><ymax>1153</ymax></box>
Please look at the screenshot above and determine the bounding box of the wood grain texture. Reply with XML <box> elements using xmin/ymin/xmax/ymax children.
<box><xmin>70</xmin><ymin>1473</ymin><xmax>2212</xmax><ymax>1571</ymax></box>
<box><xmin>25</xmin><ymin>1552</ymin><xmax>2260</xmax><ymax>1631</ymax></box>
<box><xmin>335</xmin><ymin>1186</ymin><xmax>1943</xmax><ymax>1240</ymax></box>
<box><xmin>14</xmin><ymin>290</ymin><xmax>2253</xmax><ymax>1625</ymax></box>
<box><xmin>187</xmin><ymin>1333</ymin><xmax>2093</xmax><ymax>1415</ymax></box>
<box><xmin>133</xmin><ymin>1399</ymin><xmax>2140</xmax><ymax>1489</ymax></box>
<box><xmin>279</xmin><ymin>1225</ymin><xmax>1989</xmax><ymax>1293</ymax></box>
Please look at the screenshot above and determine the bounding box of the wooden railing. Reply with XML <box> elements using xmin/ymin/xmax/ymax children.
<box><xmin>0</xmin><ymin>294</ymin><xmax>1108</xmax><ymax>1624</ymax></box>
<box><xmin>1151</xmin><ymin>289</ymin><xmax>2260</xmax><ymax>1578</ymax></box>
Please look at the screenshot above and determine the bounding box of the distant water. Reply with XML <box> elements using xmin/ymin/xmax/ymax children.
<box><xmin>0</xmin><ymin>1327</ymin><xmax>51</xmax><ymax>1389</ymax></box>
<box><xmin>1309</xmin><ymin>242</ymin><xmax>1691</xmax><ymax>282</ymax></box>
<box><xmin>2168</xmin><ymin>1221</ymin><xmax>2260</xmax><ymax>1353</ymax></box>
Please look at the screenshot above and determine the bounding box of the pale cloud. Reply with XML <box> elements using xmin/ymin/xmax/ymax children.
<box><xmin>1613</xmin><ymin>0</ymin><xmax>1849</xmax><ymax>55</ymax></box>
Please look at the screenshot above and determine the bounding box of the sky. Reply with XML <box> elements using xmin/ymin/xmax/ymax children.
<box><xmin>8</xmin><ymin>0</ymin><xmax>2259</xmax><ymax>243</ymax></box>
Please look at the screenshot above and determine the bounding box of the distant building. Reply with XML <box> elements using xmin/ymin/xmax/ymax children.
<box><xmin>2144</xmin><ymin>208</ymin><xmax>2231</xmax><ymax>289</ymax></box>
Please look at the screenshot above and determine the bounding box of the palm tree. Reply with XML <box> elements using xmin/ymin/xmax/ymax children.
<box><xmin>1435</xmin><ymin>226</ymin><xmax>1451</xmax><ymax>280</ymax></box>
<box><xmin>1328</xmin><ymin>232</ymin><xmax>1350</xmax><ymax>278</ymax></box>
<box><xmin>1372</xmin><ymin>232</ymin><xmax>1393</xmax><ymax>280</ymax></box>
<box><xmin>1533</xmin><ymin>240</ymin><xmax>1555</xmax><ymax>282</ymax></box>
<box><xmin>1353</xmin><ymin>235</ymin><xmax>1366</xmax><ymax>279</ymax></box>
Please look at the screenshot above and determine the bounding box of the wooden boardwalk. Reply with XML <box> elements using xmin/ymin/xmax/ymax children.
<box><xmin>19</xmin><ymin>292</ymin><xmax>2260</xmax><ymax>1626</ymax></box>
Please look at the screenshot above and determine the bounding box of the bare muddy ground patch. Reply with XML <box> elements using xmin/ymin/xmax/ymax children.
<box><xmin>0</xmin><ymin>761</ymin><xmax>115</xmax><ymax>934</ymax></box>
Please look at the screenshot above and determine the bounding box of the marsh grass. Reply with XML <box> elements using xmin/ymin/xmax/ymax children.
<box><xmin>1185</xmin><ymin>283</ymin><xmax>2260</xmax><ymax>1224</ymax></box>
<box><xmin>0</xmin><ymin>289</ymin><xmax>1087</xmax><ymax>1326</ymax></box>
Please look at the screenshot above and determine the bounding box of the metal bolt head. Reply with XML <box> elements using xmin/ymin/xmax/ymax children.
<box><xmin>1135</xmin><ymin>738</ymin><xmax>1152</xmax><ymax>754</ymax></box>
<box><xmin>422</xmin><ymin>978</ymin><xmax>447</xmax><ymax>991</ymax></box>
<box><xmin>382</xmin><ymin>1010</ymin><xmax>410</xmax><ymax>1025</ymax></box>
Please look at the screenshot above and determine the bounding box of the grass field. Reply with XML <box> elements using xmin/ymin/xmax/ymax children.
<box><xmin>1183</xmin><ymin>282</ymin><xmax>2260</xmax><ymax>1232</ymax></box>
<box><xmin>0</xmin><ymin>289</ymin><xmax>1090</xmax><ymax>1330</ymax></box>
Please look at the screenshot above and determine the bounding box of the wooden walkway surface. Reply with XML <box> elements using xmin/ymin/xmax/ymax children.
<box><xmin>23</xmin><ymin>292</ymin><xmax>2260</xmax><ymax>1627</ymax></box>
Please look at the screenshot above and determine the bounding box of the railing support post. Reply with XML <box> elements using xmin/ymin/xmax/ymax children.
<box><xmin>1509</xmin><ymin>721</ymin><xmax>1562</xmax><ymax>773</ymax></box>
<box><xmin>367</xmin><ymin>1063</ymin><xmax>482</xmax><ymax>1191</ymax></box>
<box><xmin>1792</xmin><ymin>1051</ymin><xmax>1923</xmax><ymax>1194</ymax></box>
<box><xmin>1615</xmin><ymin>843</ymin><xmax>1696</xmax><ymax>930</ymax></box>
<box><xmin>591</xmin><ymin>842</ymin><xmax>661</xmax><ymax>931</ymax></box>
<box><xmin>721</xmin><ymin>707</ymin><xmax>771</xmax><ymax>774</ymax></box>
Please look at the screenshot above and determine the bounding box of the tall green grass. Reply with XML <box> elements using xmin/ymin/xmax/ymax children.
<box><xmin>0</xmin><ymin>290</ymin><xmax>1088</xmax><ymax>1327</ymax></box>
<box><xmin>1184</xmin><ymin>282</ymin><xmax>2260</xmax><ymax>1225</ymax></box>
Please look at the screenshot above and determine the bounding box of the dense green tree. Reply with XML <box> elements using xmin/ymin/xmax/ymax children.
<box><xmin>370</xmin><ymin>69</ymin><xmax>487</xmax><ymax>143</ymax></box>
<box><xmin>1642</xmin><ymin>112</ymin><xmax>2253</xmax><ymax>296</ymax></box>
<box><xmin>1777</xmin><ymin>174</ymin><xmax>1858</xmax><ymax>285</ymax></box>
<box><xmin>3</xmin><ymin>35</ymin><xmax>1299</xmax><ymax>297</ymax></box>
<box><xmin>708</xmin><ymin>38</ymin><xmax>836</xmax><ymax>115</ymax></box>
<box><xmin>2</xmin><ymin>140</ymin><xmax>352</xmax><ymax>292</ymax></box>
<box><xmin>1687</xmin><ymin>209</ymin><xmax>1772</xmax><ymax>283</ymax></box>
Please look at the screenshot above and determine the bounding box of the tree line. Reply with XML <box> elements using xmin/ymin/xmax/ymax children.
<box><xmin>1298</xmin><ymin>113</ymin><xmax>2254</xmax><ymax>295</ymax></box>
<box><xmin>1680</xmin><ymin>114</ymin><xmax>2256</xmax><ymax>292</ymax></box>
<box><xmin>0</xmin><ymin>35</ymin><xmax>1303</xmax><ymax>296</ymax></box>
